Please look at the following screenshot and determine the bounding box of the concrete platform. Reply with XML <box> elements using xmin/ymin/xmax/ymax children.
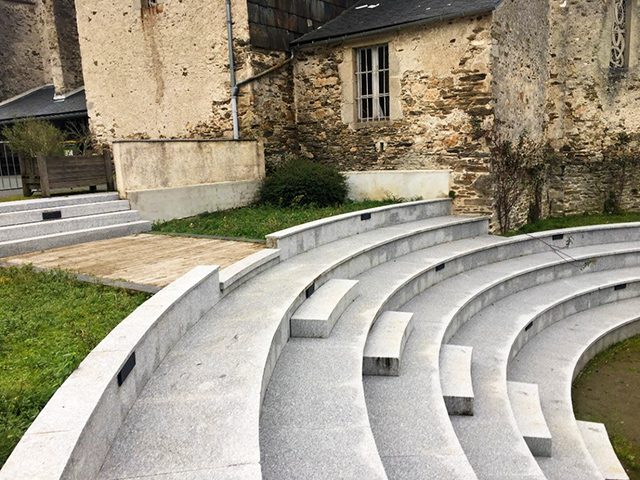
<box><xmin>6</xmin><ymin>233</ymin><xmax>265</xmax><ymax>288</ymax></box>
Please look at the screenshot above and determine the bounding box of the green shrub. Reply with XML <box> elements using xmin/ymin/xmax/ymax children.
<box><xmin>259</xmin><ymin>158</ymin><xmax>348</xmax><ymax>207</ymax></box>
<box><xmin>1</xmin><ymin>118</ymin><xmax>66</xmax><ymax>158</ymax></box>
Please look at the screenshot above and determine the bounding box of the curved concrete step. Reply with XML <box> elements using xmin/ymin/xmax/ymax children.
<box><xmin>291</xmin><ymin>278</ymin><xmax>359</xmax><ymax>338</ymax></box>
<box><xmin>509</xmin><ymin>296</ymin><xmax>640</xmax><ymax>480</ymax></box>
<box><xmin>0</xmin><ymin>200</ymin><xmax>131</xmax><ymax>227</ymax></box>
<box><xmin>364</xmin><ymin>240</ymin><xmax>640</xmax><ymax>480</ymax></box>
<box><xmin>96</xmin><ymin>209</ymin><xmax>485</xmax><ymax>479</ymax></box>
<box><xmin>0</xmin><ymin>220</ymin><xmax>152</xmax><ymax>257</ymax></box>
<box><xmin>441</xmin><ymin>344</ymin><xmax>474</xmax><ymax>415</ymax></box>
<box><xmin>507</xmin><ymin>381</ymin><xmax>552</xmax><ymax>457</ymax></box>
<box><xmin>363</xmin><ymin>311</ymin><xmax>415</xmax><ymax>376</ymax></box>
<box><xmin>448</xmin><ymin>269</ymin><xmax>640</xmax><ymax>479</ymax></box>
<box><xmin>578</xmin><ymin>421</ymin><xmax>629</xmax><ymax>480</ymax></box>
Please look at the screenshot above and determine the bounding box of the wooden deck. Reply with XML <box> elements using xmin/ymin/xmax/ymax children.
<box><xmin>5</xmin><ymin>233</ymin><xmax>265</xmax><ymax>288</ymax></box>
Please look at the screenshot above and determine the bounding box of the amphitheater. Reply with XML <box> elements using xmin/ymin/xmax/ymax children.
<box><xmin>1</xmin><ymin>197</ymin><xmax>639</xmax><ymax>480</ymax></box>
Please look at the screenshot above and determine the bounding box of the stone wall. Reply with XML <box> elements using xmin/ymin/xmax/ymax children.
<box><xmin>294</xmin><ymin>16</ymin><xmax>496</xmax><ymax>217</ymax></box>
<box><xmin>491</xmin><ymin>0</ymin><xmax>550</xmax><ymax>142</ymax></box>
<box><xmin>0</xmin><ymin>1</ymin><xmax>47</xmax><ymax>101</ymax></box>
<box><xmin>545</xmin><ymin>0</ymin><xmax>640</xmax><ymax>215</ymax></box>
<box><xmin>75</xmin><ymin>0</ymin><xmax>252</xmax><ymax>143</ymax></box>
<box><xmin>0</xmin><ymin>0</ymin><xmax>83</xmax><ymax>102</ymax></box>
<box><xmin>49</xmin><ymin>0</ymin><xmax>84</xmax><ymax>95</ymax></box>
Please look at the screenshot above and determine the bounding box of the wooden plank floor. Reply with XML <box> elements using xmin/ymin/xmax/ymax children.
<box><xmin>5</xmin><ymin>233</ymin><xmax>265</xmax><ymax>288</ymax></box>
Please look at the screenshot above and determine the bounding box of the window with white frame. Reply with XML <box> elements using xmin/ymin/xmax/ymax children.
<box><xmin>356</xmin><ymin>44</ymin><xmax>390</xmax><ymax>122</ymax></box>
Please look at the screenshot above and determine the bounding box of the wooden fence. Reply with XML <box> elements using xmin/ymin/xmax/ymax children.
<box><xmin>20</xmin><ymin>150</ymin><xmax>115</xmax><ymax>197</ymax></box>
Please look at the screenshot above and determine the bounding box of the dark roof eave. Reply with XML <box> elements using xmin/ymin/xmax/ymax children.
<box><xmin>292</xmin><ymin>7</ymin><xmax>497</xmax><ymax>48</ymax></box>
<box><xmin>0</xmin><ymin>110</ymin><xmax>88</xmax><ymax>125</ymax></box>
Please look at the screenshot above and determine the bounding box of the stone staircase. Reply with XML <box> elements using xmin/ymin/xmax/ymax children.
<box><xmin>2</xmin><ymin>199</ymin><xmax>638</xmax><ymax>480</ymax></box>
<box><xmin>0</xmin><ymin>192</ymin><xmax>151</xmax><ymax>257</ymax></box>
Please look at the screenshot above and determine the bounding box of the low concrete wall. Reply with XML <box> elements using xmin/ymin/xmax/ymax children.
<box><xmin>0</xmin><ymin>265</ymin><xmax>221</xmax><ymax>480</ymax></box>
<box><xmin>266</xmin><ymin>199</ymin><xmax>452</xmax><ymax>260</ymax></box>
<box><xmin>112</xmin><ymin>139</ymin><xmax>265</xmax><ymax>195</ymax></box>
<box><xmin>345</xmin><ymin>170</ymin><xmax>450</xmax><ymax>202</ymax></box>
<box><xmin>128</xmin><ymin>180</ymin><xmax>261</xmax><ymax>222</ymax></box>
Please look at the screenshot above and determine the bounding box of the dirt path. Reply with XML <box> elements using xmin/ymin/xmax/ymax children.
<box><xmin>4</xmin><ymin>233</ymin><xmax>265</xmax><ymax>288</ymax></box>
<box><xmin>573</xmin><ymin>334</ymin><xmax>640</xmax><ymax>480</ymax></box>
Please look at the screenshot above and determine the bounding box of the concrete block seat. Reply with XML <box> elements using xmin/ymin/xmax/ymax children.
<box><xmin>446</xmin><ymin>269</ymin><xmax>640</xmax><ymax>479</ymax></box>
<box><xmin>92</xmin><ymin>200</ymin><xmax>493</xmax><ymax>479</ymax></box>
<box><xmin>364</xmin><ymin>235</ymin><xmax>640</xmax><ymax>480</ymax></box>
<box><xmin>509</xmin><ymin>295</ymin><xmax>640</xmax><ymax>479</ymax></box>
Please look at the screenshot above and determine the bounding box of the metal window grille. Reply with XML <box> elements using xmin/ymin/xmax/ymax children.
<box><xmin>0</xmin><ymin>142</ymin><xmax>22</xmax><ymax>190</ymax></box>
<box><xmin>356</xmin><ymin>44</ymin><xmax>390</xmax><ymax>122</ymax></box>
<box><xmin>611</xmin><ymin>0</ymin><xmax>630</xmax><ymax>69</ymax></box>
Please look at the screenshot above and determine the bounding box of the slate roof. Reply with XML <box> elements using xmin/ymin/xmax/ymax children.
<box><xmin>0</xmin><ymin>85</ymin><xmax>87</xmax><ymax>125</ymax></box>
<box><xmin>292</xmin><ymin>0</ymin><xmax>503</xmax><ymax>45</ymax></box>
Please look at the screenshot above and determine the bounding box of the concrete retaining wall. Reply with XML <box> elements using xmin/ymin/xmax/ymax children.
<box><xmin>112</xmin><ymin>139</ymin><xmax>265</xmax><ymax>195</ymax></box>
<box><xmin>0</xmin><ymin>265</ymin><xmax>221</xmax><ymax>480</ymax></box>
<box><xmin>345</xmin><ymin>170</ymin><xmax>450</xmax><ymax>202</ymax></box>
<box><xmin>128</xmin><ymin>180</ymin><xmax>262</xmax><ymax>222</ymax></box>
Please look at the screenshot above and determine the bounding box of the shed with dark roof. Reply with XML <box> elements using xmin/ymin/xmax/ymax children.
<box><xmin>0</xmin><ymin>85</ymin><xmax>87</xmax><ymax>125</ymax></box>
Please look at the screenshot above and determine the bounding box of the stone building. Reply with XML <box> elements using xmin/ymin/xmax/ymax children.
<box><xmin>3</xmin><ymin>0</ymin><xmax>639</xmax><ymax>225</ymax></box>
<box><xmin>0</xmin><ymin>0</ymin><xmax>83</xmax><ymax>101</ymax></box>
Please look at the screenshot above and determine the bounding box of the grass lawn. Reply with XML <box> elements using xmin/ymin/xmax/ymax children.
<box><xmin>573</xmin><ymin>334</ymin><xmax>640</xmax><ymax>479</ymax></box>
<box><xmin>0</xmin><ymin>266</ymin><xmax>150</xmax><ymax>468</ymax></box>
<box><xmin>152</xmin><ymin>199</ymin><xmax>403</xmax><ymax>240</ymax></box>
<box><xmin>507</xmin><ymin>211</ymin><xmax>640</xmax><ymax>236</ymax></box>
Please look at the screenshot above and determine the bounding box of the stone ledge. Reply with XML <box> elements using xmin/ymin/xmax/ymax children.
<box><xmin>266</xmin><ymin>199</ymin><xmax>453</xmax><ymax>260</ymax></box>
<box><xmin>0</xmin><ymin>265</ymin><xmax>222</xmax><ymax>480</ymax></box>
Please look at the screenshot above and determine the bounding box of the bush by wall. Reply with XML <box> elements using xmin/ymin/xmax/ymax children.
<box><xmin>258</xmin><ymin>158</ymin><xmax>348</xmax><ymax>207</ymax></box>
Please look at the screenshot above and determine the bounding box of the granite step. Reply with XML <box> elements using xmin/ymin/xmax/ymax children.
<box><xmin>509</xmin><ymin>296</ymin><xmax>640</xmax><ymax>480</ymax></box>
<box><xmin>448</xmin><ymin>269</ymin><xmax>640</xmax><ymax>479</ymax></box>
<box><xmin>365</xmin><ymin>240</ymin><xmax>640</xmax><ymax>480</ymax></box>
<box><xmin>440</xmin><ymin>344</ymin><xmax>474</xmax><ymax>415</ymax></box>
<box><xmin>0</xmin><ymin>210</ymin><xmax>141</xmax><ymax>242</ymax></box>
<box><xmin>578</xmin><ymin>421</ymin><xmax>629</xmax><ymax>480</ymax></box>
<box><xmin>0</xmin><ymin>192</ymin><xmax>120</xmax><ymax>214</ymax></box>
<box><xmin>0</xmin><ymin>199</ymin><xmax>131</xmax><ymax>227</ymax></box>
<box><xmin>0</xmin><ymin>220</ymin><xmax>152</xmax><ymax>257</ymax></box>
<box><xmin>363</xmin><ymin>311</ymin><xmax>415</xmax><ymax>376</ymax></box>
<box><xmin>291</xmin><ymin>278</ymin><xmax>359</xmax><ymax>338</ymax></box>
<box><xmin>97</xmin><ymin>207</ymin><xmax>483</xmax><ymax>479</ymax></box>
<box><xmin>507</xmin><ymin>381</ymin><xmax>552</xmax><ymax>457</ymax></box>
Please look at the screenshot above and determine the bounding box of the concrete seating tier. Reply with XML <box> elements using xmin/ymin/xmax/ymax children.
<box><xmin>95</xmin><ymin>200</ymin><xmax>486</xmax><ymax>479</ymax></box>
<box><xmin>509</xmin><ymin>296</ymin><xmax>640</xmax><ymax>480</ymax></box>
<box><xmin>3</xmin><ymin>198</ymin><xmax>639</xmax><ymax>480</ymax></box>
<box><xmin>364</xmin><ymin>240</ymin><xmax>640</xmax><ymax>480</ymax></box>
<box><xmin>448</xmin><ymin>269</ymin><xmax>640</xmax><ymax>479</ymax></box>
<box><xmin>0</xmin><ymin>192</ymin><xmax>150</xmax><ymax>256</ymax></box>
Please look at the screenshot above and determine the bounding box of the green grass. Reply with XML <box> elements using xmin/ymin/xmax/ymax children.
<box><xmin>152</xmin><ymin>199</ymin><xmax>403</xmax><ymax>240</ymax></box>
<box><xmin>0</xmin><ymin>266</ymin><xmax>150</xmax><ymax>467</ymax></box>
<box><xmin>506</xmin><ymin>211</ymin><xmax>640</xmax><ymax>236</ymax></box>
<box><xmin>573</xmin><ymin>334</ymin><xmax>640</xmax><ymax>478</ymax></box>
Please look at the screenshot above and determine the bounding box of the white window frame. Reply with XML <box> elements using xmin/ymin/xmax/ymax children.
<box><xmin>355</xmin><ymin>44</ymin><xmax>390</xmax><ymax>122</ymax></box>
